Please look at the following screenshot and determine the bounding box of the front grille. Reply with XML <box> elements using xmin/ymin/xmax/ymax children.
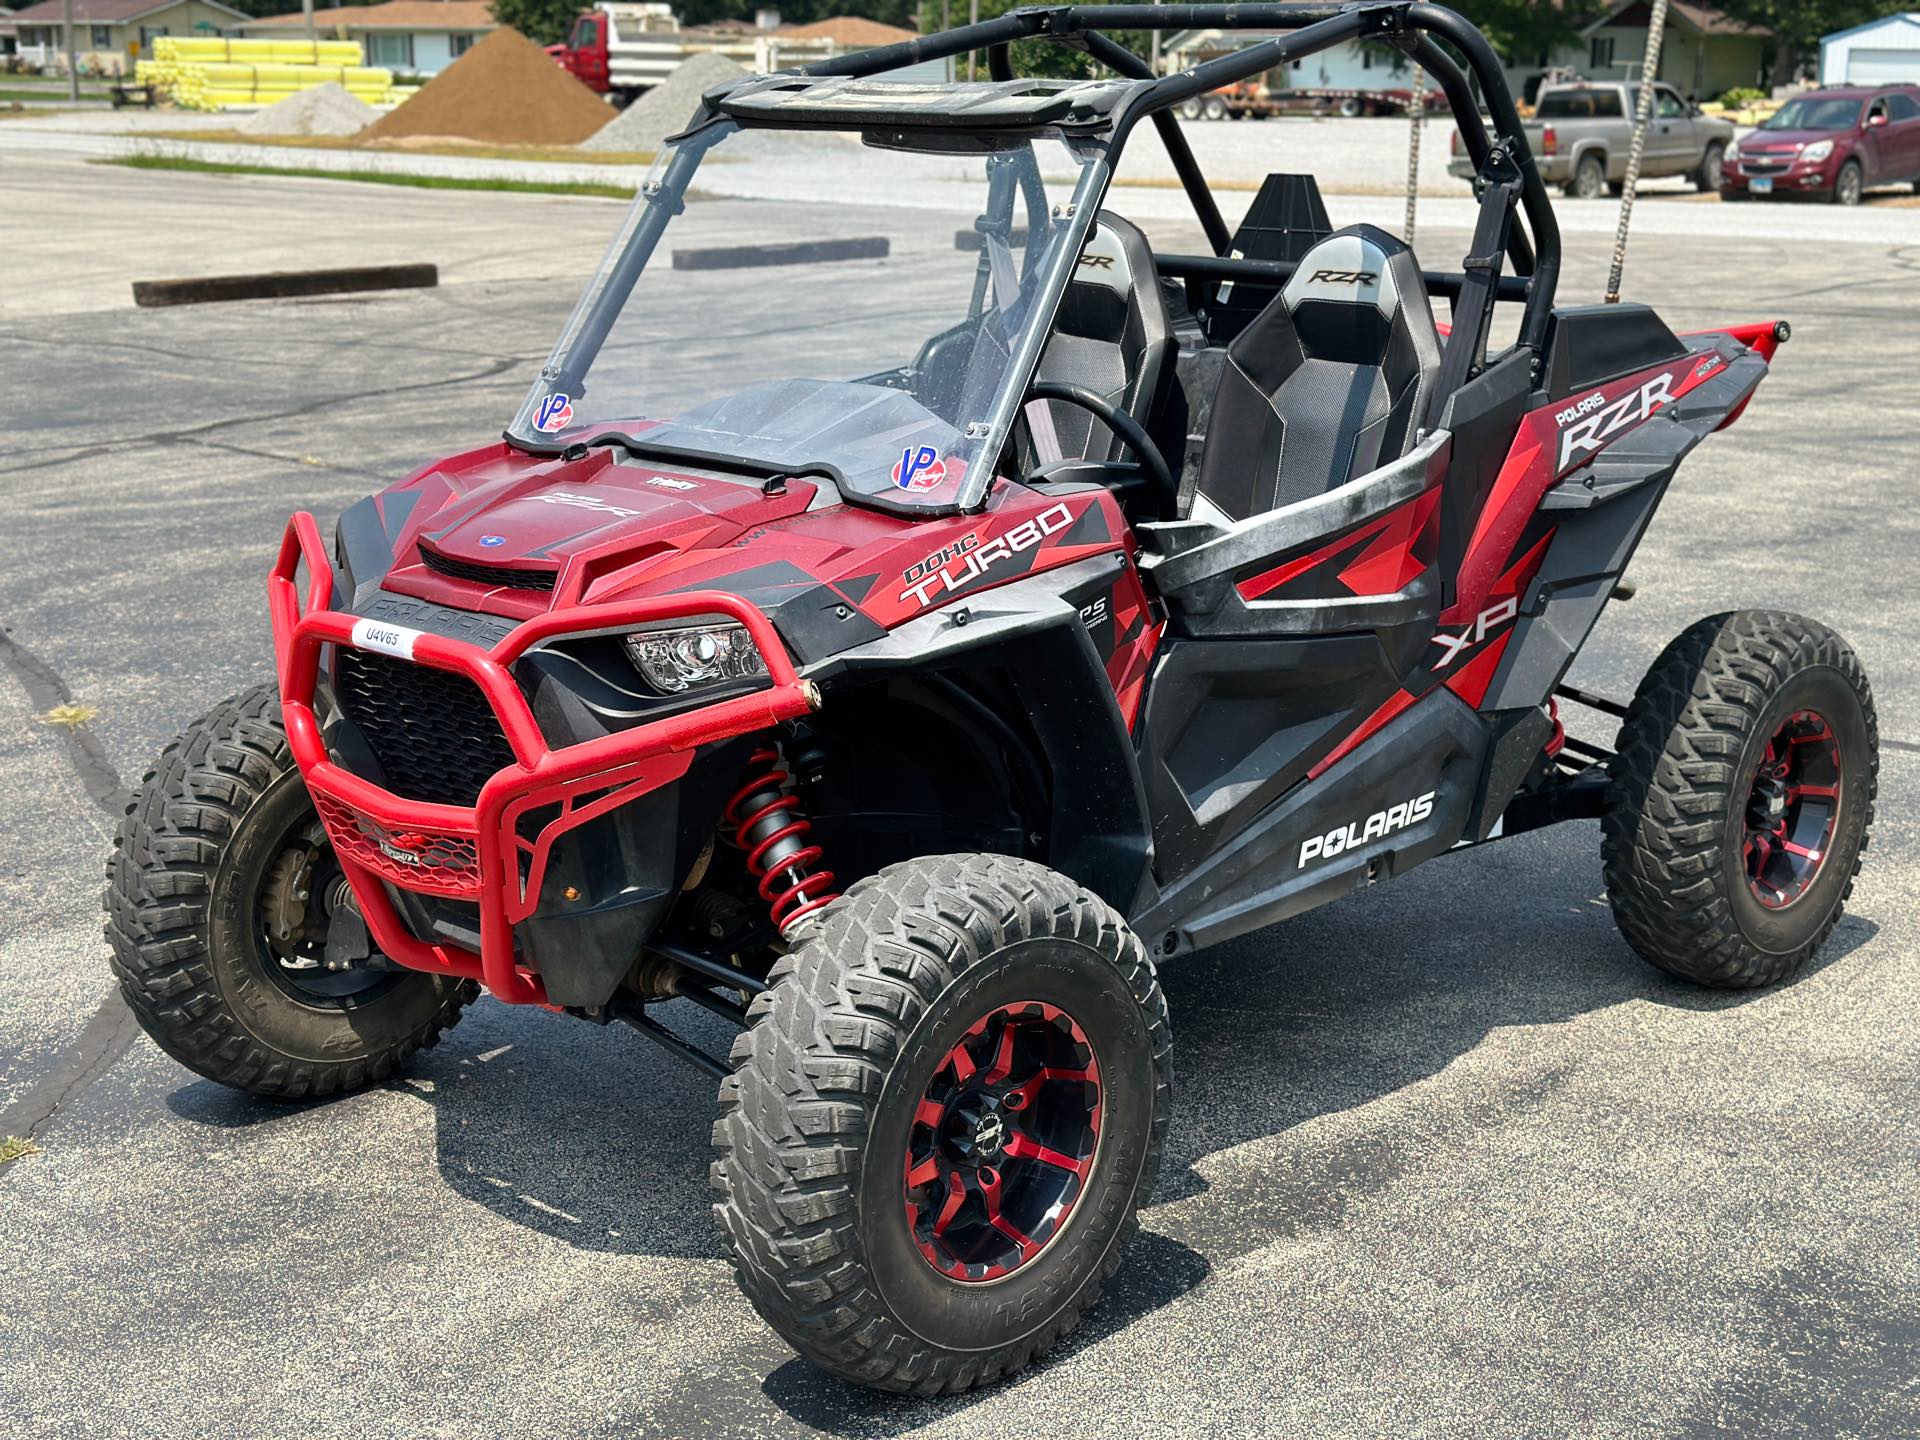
<box><xmin>1743</xmin><ymin>154</ymin><xmax>1793</xmax><ymax>174</ymax></box>
<box><xmin>418</xmin><ymin>543</ymin><xmax>557</xmax><ymax>592</ymax></box>
<box><xmin>334</xmin><ymin>647</ymin><xmax>518</xmax><ymax>806</ymax></box>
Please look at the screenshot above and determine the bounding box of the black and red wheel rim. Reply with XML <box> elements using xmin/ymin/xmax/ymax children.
<box><xmin>1742</xmin><ymin>709</ymin><xmax>1843</xmax><ymax>910</ymax></box>
<box><xmin>903</xmin><ymin>1000</ymin><xmax>1102</xmax><ymax>1283</ymax></box>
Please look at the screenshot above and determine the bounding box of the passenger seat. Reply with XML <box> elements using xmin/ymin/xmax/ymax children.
<box><xmin>1188</xmin><ymin>225</ymin><xmax>1441</xmax><ymax>523</ymax></box>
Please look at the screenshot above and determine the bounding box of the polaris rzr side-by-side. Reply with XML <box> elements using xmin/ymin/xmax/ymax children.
<box><xmin>107</xmin><ymin>2</ymin><xmax>1879</xmax><ymax>1395</ymax></box>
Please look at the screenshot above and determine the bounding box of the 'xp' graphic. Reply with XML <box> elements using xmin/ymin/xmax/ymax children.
<box><xmin>892</xmin><ymin>445</ymin><xmax>947</xmax><ymax>492</ymax></box>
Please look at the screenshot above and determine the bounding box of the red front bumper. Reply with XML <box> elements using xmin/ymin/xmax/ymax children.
<box><xmin>269</xmin><ymin>511</ymin><xmax>816</xmax><ymax>1006</ymax></box>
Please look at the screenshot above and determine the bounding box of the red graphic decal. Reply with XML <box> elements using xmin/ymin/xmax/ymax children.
<box><xmin>1238</xmin><ymin>486</ymin><xmax>1440</xmax><ymax>602</ymax></box>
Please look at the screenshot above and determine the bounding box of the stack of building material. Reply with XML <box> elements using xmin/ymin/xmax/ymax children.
<box><xmin>143</xmin><ymin>36</ymin><xmax>392</xmax><ymax>111</ymax></box>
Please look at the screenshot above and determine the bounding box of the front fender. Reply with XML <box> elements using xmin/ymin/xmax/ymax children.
<box><xmin>804</xmin><ymin>554</ymin><xmax>1155</xmax><ymax>915</ymax></box>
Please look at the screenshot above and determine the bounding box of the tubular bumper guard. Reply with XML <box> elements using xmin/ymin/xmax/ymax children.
<box><xmin>269</xmin><ymin>511</ymin><xmax>816</xmax><ymax>1006</ymax></box>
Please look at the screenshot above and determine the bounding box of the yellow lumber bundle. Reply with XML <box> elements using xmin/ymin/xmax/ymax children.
<box><xmin>149</xmin><ymin>35</ymin><xmax>391</xmax><ymax>111</ymax></box>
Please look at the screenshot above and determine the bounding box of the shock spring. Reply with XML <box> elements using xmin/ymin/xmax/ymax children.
<box><xmin>723</xmin><ymin>744</ymin><xmax>839</xmax><ymax>937</ymax></box>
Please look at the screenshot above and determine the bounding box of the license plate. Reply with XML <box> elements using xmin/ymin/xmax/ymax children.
<box><xmin>1750</xmin><ymin>177</ymin><xmax>1774</xmax><ymax>194</ymax></box>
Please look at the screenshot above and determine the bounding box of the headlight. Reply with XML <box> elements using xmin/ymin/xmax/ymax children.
<box><xmin>623</xmin><ymin>622</ymin><xmax>766</xmax><ymax>694</ymax></box>
<box><xmin>1801</xmin><ymin>139</ymin><xmax>1834</xmax><ymax>163</ymax></box>
<box><xmin>1725</xmin><ymin>139</ymin><xmax>1741</xmax><ymax>162</ymax></box>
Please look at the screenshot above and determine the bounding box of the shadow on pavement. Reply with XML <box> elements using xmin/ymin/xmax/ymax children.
<box><xmin>161</xmin><ymin>823</ymin><xmax>1882</xmax><ymax>1436</ymax></box>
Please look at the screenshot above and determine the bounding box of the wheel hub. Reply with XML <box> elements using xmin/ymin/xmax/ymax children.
<box><xmin>254</xmin><ymin>820</ymin><xmax>391</xmax><ymax>1000</ymax></box>
<box><xmin>1741</xmin><ymin>709</ymin><xmax>1842</xmax><ymax>910</ymax></box>
<box><xmin>903</xmin><ymin>1001</ymin><xmax>1102</xmax><ymax>1283</ymax></box>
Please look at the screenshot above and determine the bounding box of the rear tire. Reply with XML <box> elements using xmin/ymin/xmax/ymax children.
<box><xmin>105</xmin><ymin>684</ymin><xmax>474</xmax><ymax>1098</ymax></box>
<box><xmin>711</xmin><ymin>854</ymin><xmax>1172</xmax><ymax>1394</ymax></box>
<box><xmin>1202</xmin><ymin>96</ymin><xmax>1228</xmax><ymax>122</ymax></box>
<box><xmin>1602</xmin><ymin>612</ymin><xmax>1878</xmax><ymax>988</ymax></box>
<box><xmin>1567</xmin><ymin>153</ymin><xmax>1607</xmax><ymax>200</ymax></box>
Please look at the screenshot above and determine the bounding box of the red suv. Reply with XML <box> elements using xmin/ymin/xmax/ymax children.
<box><xmin>1723</xmin><ymin>86</ymin><xmax>1920</xmax><ymax>205</ymax></box>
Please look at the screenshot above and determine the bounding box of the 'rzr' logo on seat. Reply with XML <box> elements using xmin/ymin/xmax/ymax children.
<box><xmin>1308</xmin><ymin>269</ymin><xmax>1379</xmax><ymax>286</ymax></box>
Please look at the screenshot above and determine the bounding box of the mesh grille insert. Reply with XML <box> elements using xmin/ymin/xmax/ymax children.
<box><xmin>334</xmin><ymin>648</ymin><xmax>519</xmax><ymax>807</ymax></box>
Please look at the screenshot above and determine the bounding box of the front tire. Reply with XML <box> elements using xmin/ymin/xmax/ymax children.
<box><xmin>1695</xmin><ymin>141</ymin><xmax>1725</xmax><ymax>192</ymax></box>
<box><xmin>1832</xmin><ymin>159</ymin><xmax>1863</xmax><ymax>206</ymax></box>
<box><xmin>711</xmin><ymin>854</ymin><xmax>1172</xmax><ymax>1394</ymax></box>
<box><xmin>105</xmin><ymin>683</ymin><xmax>474</xmax><ymax>1097</ymax></box>
<box><xmin>1602</xmin><ymin>612</ymin><xmax>1878</xmax><ymax>988</ymax></box>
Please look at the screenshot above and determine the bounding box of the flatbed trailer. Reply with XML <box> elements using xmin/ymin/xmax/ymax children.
<box><xmin>1179</xmin><ymin>80</ymin><xmax>1413</xmax><ymax>119</ymax></box>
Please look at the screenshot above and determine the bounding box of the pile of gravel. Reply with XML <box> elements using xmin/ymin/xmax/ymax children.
<box><xmin>581</xmin><ymin>52</ymin><xmax>747</xmax><ymax>152</ymax></box>
<box><xmin>239</xmin><ymin>82</ymin><xmax>377</xmax><ymax>139</ymax></box>
<box><xmin>359</xmin><ymin>28</ymin><xmax>613</xmax><ymax>146</ymax></box>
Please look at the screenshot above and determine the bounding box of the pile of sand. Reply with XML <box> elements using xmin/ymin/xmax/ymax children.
<box><xmin>239</xmin><ymin>82</ymin><xmax>376</xmax><ymax>138</ymax></box>
<box><xmin>581</xmin><ymin>51</ymin><xmax>745</xmax><ymax>152</ymax></box>
<box><xmin>358</xmin><ymin>28</ymin><xmax>613</xmax><ymax>147</ymax></box>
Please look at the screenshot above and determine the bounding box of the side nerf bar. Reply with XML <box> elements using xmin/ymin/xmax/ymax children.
<box><xmin>268</xmin><ymin>510</ymin><xmax>817</xmax><ymax>1006</ymax></box>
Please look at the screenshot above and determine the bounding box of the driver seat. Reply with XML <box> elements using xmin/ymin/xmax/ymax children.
<box><xmin>1187</xmin><ymin>224</ymin><xmax>1441</xmax><ymax>523</ymax></box>
<box><xmin>1021</xmin><ymin>211</ymin><xmax>1174</xmax><ymax>481</ymax></box>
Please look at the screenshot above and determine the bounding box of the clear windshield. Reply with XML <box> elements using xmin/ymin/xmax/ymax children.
<box><xmin>1760</xmin><ymin>98</ymin><xmax>1861</xmax><ymax>131</ymax></box>
<box><xmin>509</xmin><ymin>121</ymin><xmax>1108</xmax><ymax>511</ymax></box>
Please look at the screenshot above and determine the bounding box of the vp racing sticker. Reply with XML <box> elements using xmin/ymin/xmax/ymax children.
<box><xmin>533</xmin><ymin>393</ymin><xmax>574</xmax><ymax>433</ymax></box>
<box><xmin>892</xmin><ymin>444</ymin><xmax>947</xmax><ymax>492</ymax></box>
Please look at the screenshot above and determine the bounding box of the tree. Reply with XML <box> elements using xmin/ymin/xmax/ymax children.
<box><xmin>491</xmin><ymin>0</ymin><xmax>585</xmax><ymax>46</ymax></box>
<box><xmin>1710</xmin><ymin>0</ymin><xmax>1886</xmax><ymax>84</ymax></box>
<box><xmin>1452</xmin><ymin>0</ymin><xmax>1602</xmax><ymax>67</ymax></box>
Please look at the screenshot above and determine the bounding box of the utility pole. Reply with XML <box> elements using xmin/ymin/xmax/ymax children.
<box><xmin>967</xmin><ymin>0</ymin><xmax>976</xmax><ymax>80</ymax></box>
<box><xmin>303</xmin><ymin>0</ymin><xmax>316</xmax><ymax>44</ymax></box>
<box><xmin>62</xmin><ymin>0</ymin><xmax>79</xmax><ymax>102</ymax></box>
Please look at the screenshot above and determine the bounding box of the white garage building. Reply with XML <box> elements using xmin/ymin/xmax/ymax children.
<box><xmin>1820</xmin><ymin>12</ymin><xmax>1920</xmax><ymax>86</ymax></box>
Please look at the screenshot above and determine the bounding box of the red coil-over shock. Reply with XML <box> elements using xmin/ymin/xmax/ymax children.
<box><xmin>724</xmin><ymin>744</ymin><xmax>839</xmax><ymax>936</ymax></box>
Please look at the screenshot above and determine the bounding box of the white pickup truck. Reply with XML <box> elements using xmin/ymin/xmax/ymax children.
<box><xmin>1450</xmin><ymin>80</ymin><xmax>1736</xmax><ymax>199</ymax></box>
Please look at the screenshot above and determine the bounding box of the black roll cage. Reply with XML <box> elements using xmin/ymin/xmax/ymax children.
<box><xmin>801</xmin><ymin>1</ymin><xmax>1562</xmax><ymax>360</ymax></box>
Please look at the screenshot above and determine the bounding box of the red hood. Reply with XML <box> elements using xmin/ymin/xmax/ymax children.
<box><xmin>358</xmin><ymin>437</ymin><xmax>1129</xmax><ymax>636</ymax></box>
<box><xmin>374</xmin><ymin>441</ymin><xmax>822</xmax><ymax>621</ymax></box>
<box><xmin>1740</xmin><ymin>129</ymin><xmax>1843</xmax><ymax>150</ymax></box>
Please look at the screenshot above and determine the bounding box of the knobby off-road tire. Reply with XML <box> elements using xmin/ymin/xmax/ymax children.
<box><xmin>711</xmin><ymin>854</ymin><xmax>1173</xmax><ymax>1395</ymax></box>
<box><xmin>105</xmin><ymin>683</ymin><xmax>474</xmax><ymax>1098</ymax></box>
<box><xmin>1603</xmin><ymin>612</ymin><xmax>1877</xmax><ymax>988</ymax></box>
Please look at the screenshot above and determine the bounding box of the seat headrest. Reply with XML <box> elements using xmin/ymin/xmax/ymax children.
<box><xmin>1073</xmin><ymin>213</ymin><xmax>1147</xmax><ymax>298</ymax></box>
<box><xmin>1281</xmin><ymin>224</ymin><xmax>1418</xmax><ymax>320</ymax></box>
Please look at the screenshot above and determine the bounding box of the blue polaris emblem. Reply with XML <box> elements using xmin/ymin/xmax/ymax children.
<box><xmin>479</xmin><ymin>535</ymin><xmax>507</xmax><ymax>548</ymax></box>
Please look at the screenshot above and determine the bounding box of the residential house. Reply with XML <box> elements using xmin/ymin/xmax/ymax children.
<box><xmin>1579</xmin><ymin>1</ymin><xmax>1771</xmax><ymax>101</ymax></box>
<box><xmin>7</xmin><ymin>0</ymin><xmax>245</xmax><ymax>73</ymax></box>
<box><xmin>235</xmin><ymin>0</ymin><xmax>495</xmax><ymax>76</ymax></box>
<box><xmin>1819</xmin><ymin>12</ymin><xmax>1920</xmax><ymax>86</ymax></box>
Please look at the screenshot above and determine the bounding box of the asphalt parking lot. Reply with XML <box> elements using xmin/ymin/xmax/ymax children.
<box><xmin>3</xmin><ymin>147</ymin><xmax>1919</xmax><ymax>1439</ymax></box>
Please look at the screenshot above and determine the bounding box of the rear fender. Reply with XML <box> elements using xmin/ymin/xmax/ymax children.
<box><xmin>1475</xmin><ymin>336</ymin><xmax>1772</xmax><ymax>714</ymax></box>
<box><xmin>1679</xmin><ymin>320</ymin><xmax>1790</xmax><ymax>430</ymax></box>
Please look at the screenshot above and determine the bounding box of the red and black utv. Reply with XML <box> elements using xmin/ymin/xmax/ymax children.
<box><xmin>107</xmin><ymin>1</ymin><xmax>1878</xmax><ymax>1396</ymax></box>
